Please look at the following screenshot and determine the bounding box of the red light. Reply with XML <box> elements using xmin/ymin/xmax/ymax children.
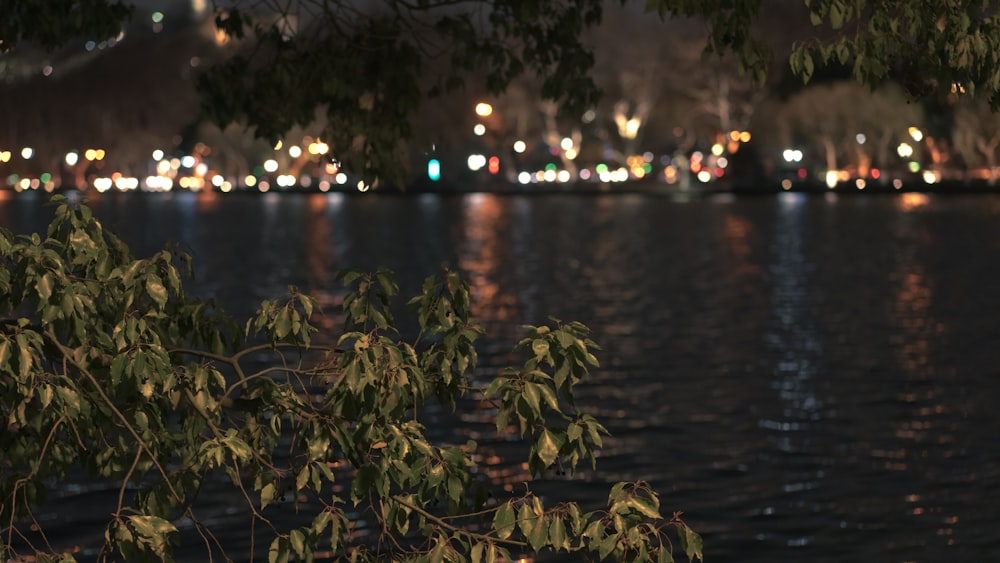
<box><xmin>797</xmin><ymin>167</ymin><xmax>807</xmax><ymax>179</ymax></box>
<box><xmin>871</xmin><ymin>168</ymin><xmax>881</xmax><ymax>179</ymax></box>
<box><xmin>488</xmin><ymin>156</ymin><xmax>500</xmax><ymax>175</ymax></box>
<box><xmin>714</xmin><ymin>167</ymin><xmax>724</xmax><ymax>177</ymax></box>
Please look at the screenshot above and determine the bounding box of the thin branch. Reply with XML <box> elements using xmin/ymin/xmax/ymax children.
<box><xmin>43</xmin><ymin>328</ymin><xmax>183</xmax><ymax>504</ymax></box>
<box><xmin>391</xmin><ymin>495</ymin><xmax>529</xmax><ymax>548</ymax></box>
<box><xmin>114</xmin><ymin>447</ymin><xmax>144</xmax><ymax>517</ymax></box>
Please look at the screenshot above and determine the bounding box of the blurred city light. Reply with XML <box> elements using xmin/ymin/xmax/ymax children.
<box><xmin>908</xmin><ymin>127</ymin><xmax>924</xmax><ymax>142</ymax></box>
<box><xmin>473</xmin><ymin>124</ymin><xmax>486</xmax><ymax>136</ymax></box>
<box><xmin>782</xmin><ymin>149</ymin><xmax>803</xmax><ymax>162</ymax></box>
<box><xmin>20</xmin><ymin>147</ymin><xmax>33</xmax><ymax>160</ymax></box>
<box><xmin>623</xmin><ymin>118</ymin><xmax>640</xmax><ymax>139</ymax></box>
<box><xmin>427</xmin><ymin>159</ymin><xmax>441</xmax><ymax>181</ymax></box>
<box><xmin>826</xmin><ymin>170</ymin><xmax>838</xmax><ymax>188</ymax></box>
<box><xmin>513</xmin><ymin>140</ymin><xmax>526</xmax><ymax>153</ymax></box>
<box><xmin>467</xmin><ymin>154</ymin><xmax>486</xmax><ymax>171</ymax></box>
<box><xmin>65</xmin><ymin>151</ymin><xmax>79</xmax><ymax>166</ymax></box>
<box><xmin>474</xmin><ymin>102</ymin><xmax>493</xmax><ymax>117</ymax></box>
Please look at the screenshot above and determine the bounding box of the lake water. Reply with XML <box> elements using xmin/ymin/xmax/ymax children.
<box><xmin>2</xmin><ymin>189</ymin><xmax>1000</xmax><ymax>562</ymax></box>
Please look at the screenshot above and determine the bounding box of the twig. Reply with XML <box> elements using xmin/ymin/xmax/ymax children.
<box><xmin>390</xmin><ymin>495</ymin><xmax>529</xmax><ymax>548</ymax></box>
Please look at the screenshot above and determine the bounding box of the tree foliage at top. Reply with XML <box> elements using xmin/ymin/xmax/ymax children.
<box><xmin>193</xmin><ymin>0</ymin><xmax>608</xmax><ymax>183</ymax></box>
<box><xmin>4</xmin><ymin>0</ymin><xmax>1000</xmax><ymax>182</ymax></box>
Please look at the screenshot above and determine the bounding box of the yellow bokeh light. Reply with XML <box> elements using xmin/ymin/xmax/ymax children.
<box><xmin>474</xmin><ymin>102</ymin><xmax>493</xmax><ymax>117</ymax></box>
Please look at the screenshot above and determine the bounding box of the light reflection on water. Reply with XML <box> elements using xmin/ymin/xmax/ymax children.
<box><xmin>2</xmin><ymin>192</ymin><xmax>1000</xmax><ymax>562</ymax></box>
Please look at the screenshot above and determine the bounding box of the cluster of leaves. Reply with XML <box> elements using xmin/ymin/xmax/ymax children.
<box><xmin>196</xmin><ymin>0</ymin><xmax>608</xmax><ymax>185</ymax></box>
<box><xmin>644</xmin><ymin>0</ymin><xmax>1000</xmax><ymax>106</ymax></box>
<box><xmin>0</xmin><ymin>0</ymin><xmax>132</xmax><ymax>53</ymax></box>
<box><xmin>0</xmin><ymin>195</ymin><xmax>702</xmax><ymax>562</ymax></box>
<box><xmin>786</xmin><ymin>0</ymin><xmax>1000</xmax><ymax>103</ymax></box>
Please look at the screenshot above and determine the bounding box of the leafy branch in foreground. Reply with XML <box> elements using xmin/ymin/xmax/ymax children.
<box><xmin>0</xmin><ymin>195</ymin><xmax>701</xmax><ymax>562</ymax></box>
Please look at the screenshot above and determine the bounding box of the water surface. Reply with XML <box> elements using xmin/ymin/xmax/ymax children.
<box><xmin>3</xmin><ymin>189</ymin><xmax>999</xmax><ymax>562</ymax></box>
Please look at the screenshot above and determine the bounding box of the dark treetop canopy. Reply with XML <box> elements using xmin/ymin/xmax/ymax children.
<box><xmin>4</xmin><ymin>0</ymin><xmax>1000</xmax><ymax>181</ymax></box>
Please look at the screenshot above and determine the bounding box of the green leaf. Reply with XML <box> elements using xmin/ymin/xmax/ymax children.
<box><xmin>37</xmin><ymin>272</ymin><xmax>53</xmax><ymax>300</ymax></box>
<box><xmin>38</xmin><ymin>384</ymin><xmax>53</xmax><ymax>409</ymax></box>
<box><xmin>531</xmin><ymin>338</ymin><xmax>549</xmax><ymax>358</ymax></box>
<box><xmin>627</xmin><ymin>494</ymin><xmax>662</xmax><ymax>520</ymax></box>
<box><xmin>289</xmin><ymin>529</ymin><xmax>305</xmax><ymax>558</ymax></box>
<box><xmin>446</xmin><ymin>475</ymin><xmax>463</xmax><ymax>503</ymax></box>
<box><xmin>54</xmin><ymin>386</ymin><xmax>81</xmax><ymax>417</ymax></box>
<box><xmin>536</xmin><ymin>383</ymin><xmax>560</xmax><ymax>412</ymax></box>
<box><xmin>536</xmin><ymin>429</ymin><xmax>561</xmax><ymax>467</ymax></box>
<box><xmin>679</xmin><ymin>527</ymin><xmax>704</xmax><ymax>562</ymax></box>
<box><xmin>548</xmin><ymin>515</ymin><xmax>568</xmax><ymax>551</ymax></box>
<box><xmin>274</xmin><ymin>307</ymin><xmax>292</xmax><ymax>339</ymax></box>
<box><xmin>522</xmin><ymin>382</ymin><xmax>541</xmax><ymax>417</ymax></box>
<box><xmin>268</xmin><ymin>537</ymin><xmax>289</xmax><ymax>563</ymax></box>
<box><xmin>494</xmin><ymin>501</ymin><xmax>516</xmax><ymax>540</ymax></box>
<box><xmin>17</xmin><ymin>337</ymin><xmax>32</xmax><ymax>378</ymax></box>
<box><xmin>801</xmin><ymin>51</ymin><xmax>815</xmax><ymax>83</ymax></box>
<box><xmin>296</xmin><ymin>464</ymin><xmax>311</xmax><ymax>492</ymax></box>
<box><xmin>146</xmin><ymin>275</ymin><xmax>168</xmax><ymax>307</ymax></box>
<box><xmin>261</xmin><ymin>482</ymin><xmax>275</xmax><ymax>509</ymax></box>
<box><xmin>526</xmin><ymin>514</ymin><xmax>548</xmax><ymax>551</ymax></box>
<box><xmin>599</xmin><ymin>534</ymin><xmax>618</xmax><ymax>559</ymax></box>
<box><xmin>829</xmin><ymin>3</ymin><xmax>844</xmax><ymax>29</ymax></box>
<box><xmin>517</xmin><ymin>502</ymin><xmax>535</xmax><ymax>538</ymax></box>
<box><xmin>567</xmin><ymin>421</ymin><xmax>583</xmax><ymax>443</ymax></box>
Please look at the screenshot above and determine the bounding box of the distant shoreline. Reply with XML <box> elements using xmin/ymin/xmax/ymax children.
<box><xmin>5</xmin><ymin>178</ymin><xmax>1000</xmax><ymax>197</ymax></box>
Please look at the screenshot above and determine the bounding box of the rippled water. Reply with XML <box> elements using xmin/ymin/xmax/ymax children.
<box><xmin>3</xmin><ymin>189</ymin><xmax>1000</xmax><ymax>562</ymax></box>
